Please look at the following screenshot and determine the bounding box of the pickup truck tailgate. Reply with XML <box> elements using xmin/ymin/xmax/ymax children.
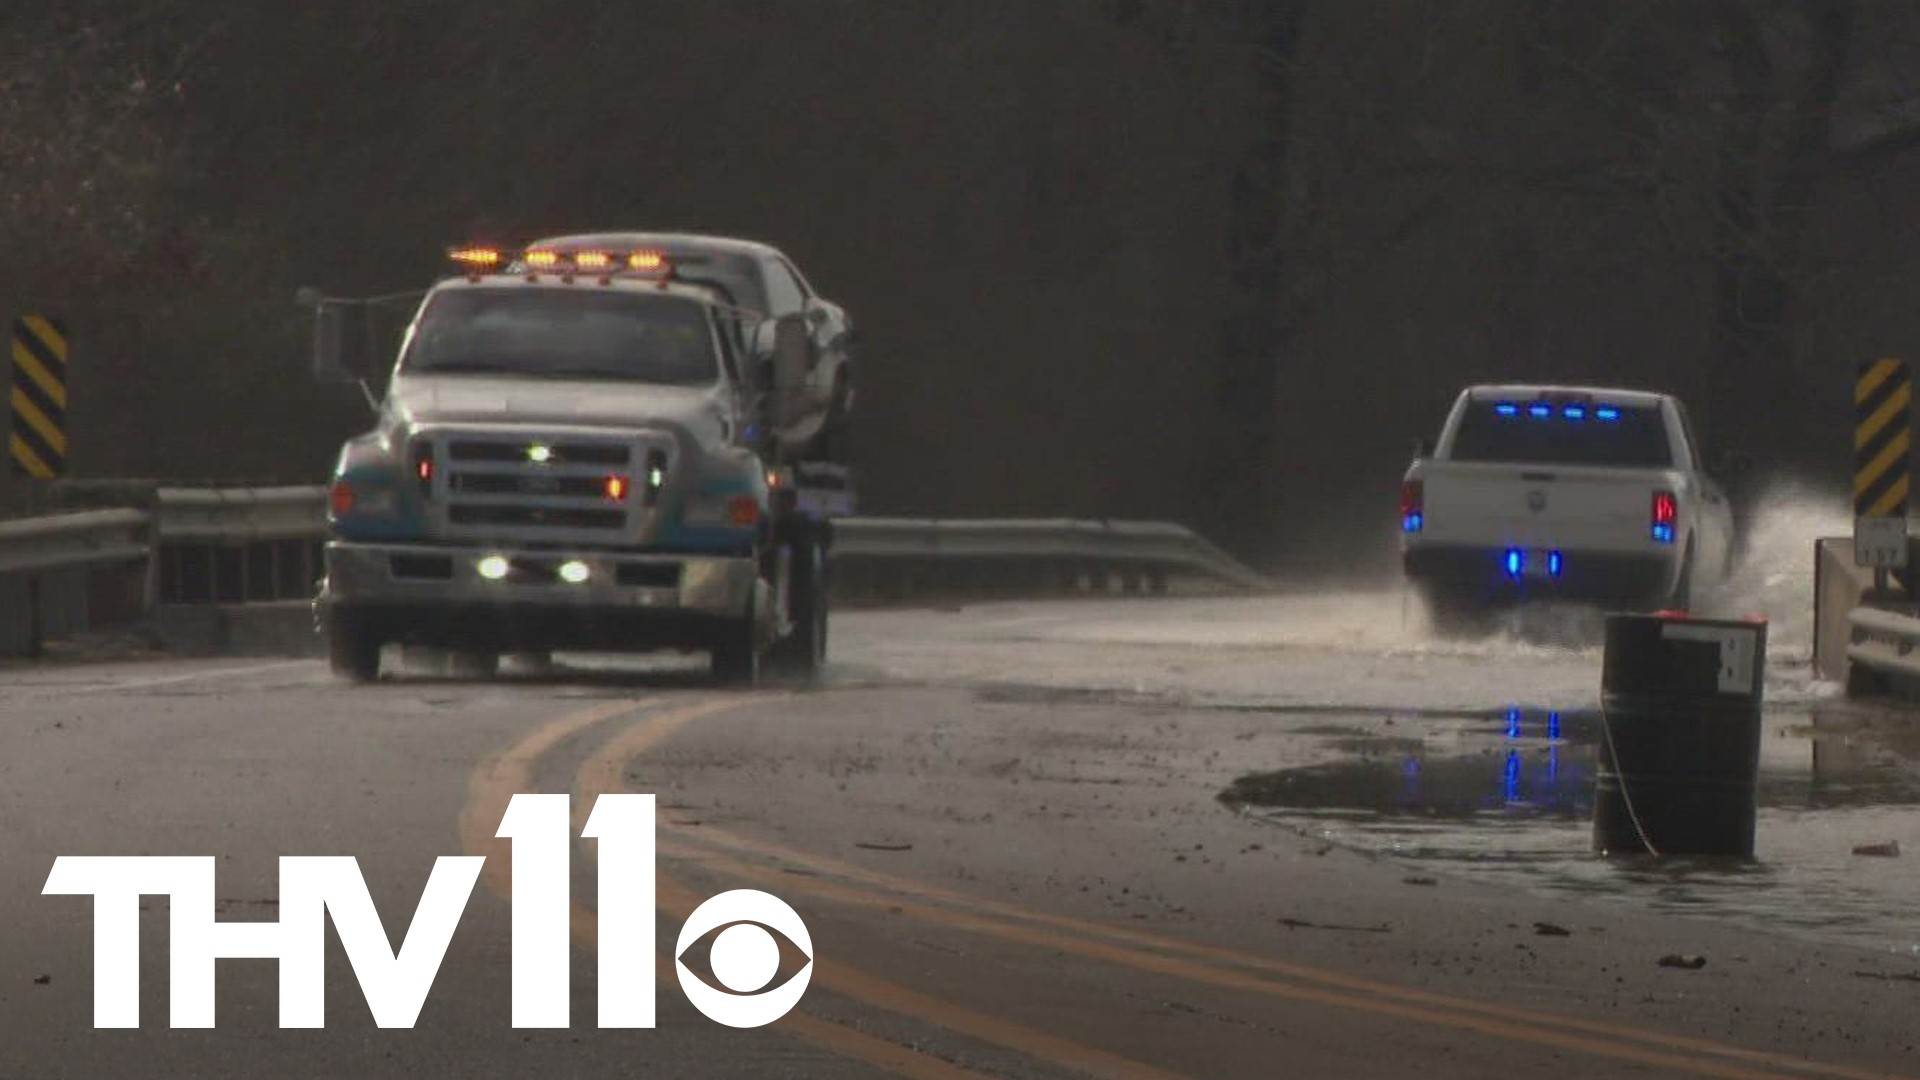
<box><xmin>1420</xmin><ymin>462</ymin><xmax>1667</xmax><ymax>550</ymax></box>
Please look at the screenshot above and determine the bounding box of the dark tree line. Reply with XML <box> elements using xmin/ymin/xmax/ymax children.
<box><xmin>4</xmin><ymin>2</ymin><xmax>1918</xmax><ymax>571</ymax></box>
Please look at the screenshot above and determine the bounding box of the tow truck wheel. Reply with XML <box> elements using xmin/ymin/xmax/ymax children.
<box><xmin>767</xmin><ymin>538</ymin><xmax>827</xmax><ymax>681</ymax></box>
<box><xmin>327</xmin><ymin>612</ymin><xmax>382</xmax><ymax>683</ymax></box>
<box><xmin>710</xmin><ymin>601</ymin><xmax>761</xmax><ymax>686</ymax></box>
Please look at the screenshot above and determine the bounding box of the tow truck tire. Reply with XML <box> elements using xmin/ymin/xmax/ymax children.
<box><xmin>328</xmin><ymin>612</ymin><xmax>382</xmax><ymax>684</ymax></box>
<box><xmin>710</xmin><ymin>602</ymin><xmax>761</xmax><ymax>686</ymax></box>
<box><xmin>768</xmin><ymin>538</ymin><xmax>827</xmax><ymax>681</ymax></box>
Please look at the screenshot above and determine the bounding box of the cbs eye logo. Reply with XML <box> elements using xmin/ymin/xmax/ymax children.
<box><xmin>675</xmin><ymin>889</ymin><xmax>815</xmax><ymax>1027</ymax></box>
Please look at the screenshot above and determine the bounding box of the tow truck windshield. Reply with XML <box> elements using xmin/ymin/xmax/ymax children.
<box><xmin>1449</xmin><ymin>401</ymin><xmax>1673</xmax><ymax>467</ymax></box>
<box><xmin>400</xmin><ymin>289</ymin><xmax>718</xmax><ymax>385</ymax></box>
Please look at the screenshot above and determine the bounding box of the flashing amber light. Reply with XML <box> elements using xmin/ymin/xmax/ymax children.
<box><xmin>725</xmin><ymin>495</ymin><xmax>761</xmax><ymax>527</ymax></box>
<box><xmin>328</xmin><ymin>482</ymin><xmax>355</xmax><ymax>516</ymax></box>
<box><xmin>627</xmin><ymin>250</ymin><xmax>666</xmax><ymax>271</ymax></box>
<box><xmin>575</xmin><ymin>251</ymin><xmax>614</xmax><ymax>271</ymax></box>
<box><xmin>449</xmin><ymin>247</ymin><xmax>502</xmax><ymax>269</ymax></box>
<box><xmin>605</xmin><ymin>475</ymin><xmax>629</xmax><ymax>501</ymax></box>
<box><xmin>525</xmin><ymin>250</ymin><xmax>561</xmax><ymax>269</ymax></box>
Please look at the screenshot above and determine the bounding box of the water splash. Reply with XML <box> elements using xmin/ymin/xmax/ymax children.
<box><xmin>1696</xmin><ymin>476</ymin><xmax>1850</xmax><ymax>658</ymax></box>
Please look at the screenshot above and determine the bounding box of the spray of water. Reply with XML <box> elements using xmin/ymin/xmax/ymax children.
<box><xmin>1414</xmin><ymin>476</ymin><xmax>1850</xmax><ymax>671</ymax></box>
<box><xmin>1694</xmin><ymin>476</ymin><xmax>1850</xmax><ymax>659</ymax></box>
<box><xmin>1027</xmin><ymin>479</ymin><xmax>1849</xmax><ymax>696</ymax></box>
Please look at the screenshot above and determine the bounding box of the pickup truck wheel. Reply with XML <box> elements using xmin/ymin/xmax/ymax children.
<box><xmin>1419</xmin><ymin>586</ymin><xmax>1488</xmax><ymax>639</ymax></box>
<box><xmin>327</xmin><ymin>612</ymin><xmax>382</xmax><ymax>683</ymax></box>
<box><xmin>1666</xmin><ymin>543</ymin><xmax>1695</xmax><ymax>612</ymax></box>
<box><xmin>767</xmin><ymin>539</ymin><xmax>827</xmax><ymax>681</ymax></box>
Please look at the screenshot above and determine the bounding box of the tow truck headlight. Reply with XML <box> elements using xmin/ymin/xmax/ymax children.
<box><xmin>329</xmin><ymin>481</ymin><xmax>398</xmax><ymax>518</ymax></box>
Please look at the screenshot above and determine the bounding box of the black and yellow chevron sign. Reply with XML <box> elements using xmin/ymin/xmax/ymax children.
<box><xmin>9</xmin><ymin>315</ymin><xmax>68</xmax><ymax>479</ymax></box>
<box><xmin>1854</xmin><ymin>358</ymin><xmax>1911</xmax><ymax>519</ymax></box>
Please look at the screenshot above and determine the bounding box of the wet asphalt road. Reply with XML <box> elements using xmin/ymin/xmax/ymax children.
<box><xmin>1</xmin><ymin>597</ymin><xmax>1917</xmax><ymax>1079</ymax></box>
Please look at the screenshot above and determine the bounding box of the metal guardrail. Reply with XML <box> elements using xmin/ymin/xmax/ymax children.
<box><xmin>0</xmin><ymin>509</ymin><xmax>151</xmax><ymax>575</ymax></box>
<box><xmin>0</xmin><ymin>484</ymin><xmax>1267</xmax><ymax>621</ymax></box>
<box><xmin>155</xmin><ymin>486</ymin><xmax>328</xmax><ymax>542</ymax></box>
<box><xmin>1846</xmin><ymin>606</ymin><xmax>1920</xmax><ymax>683</ymax></box>
<box><xmin>833</xmin><ymin>517</ymin><xmax>1267</xmax><ymax>592</ymax></box>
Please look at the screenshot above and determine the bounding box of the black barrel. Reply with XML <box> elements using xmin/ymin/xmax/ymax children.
<box><xmin>1593</xmin><ymin>612</ymin><xmax>1767</xmax><ymax>857</ymax></box>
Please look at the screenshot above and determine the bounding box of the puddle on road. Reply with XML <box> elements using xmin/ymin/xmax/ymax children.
<box><xmin>1223</xmin><ymin>706</ymin><xmax>1920</xmax><ymax>956</ymax></box>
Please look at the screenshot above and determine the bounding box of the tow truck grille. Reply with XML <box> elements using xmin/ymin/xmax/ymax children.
<box><xmin>448</xmin><ymin>506</ymin><xmax>627</xmax><ymax>529</ymax></box>
<box><xmin>448</xmin><ymin>440</ymin><xmax>630</xmax><ymax>466</ymax></box>
<box><xmin>413</xmin><ymin>427</ymin><xmax>671</xmax><ymax>545</ymax></box>
<box><xmin>450</xmin><ymin>474</ymin><xmax>612</xmax><ymax>498</ymax></box>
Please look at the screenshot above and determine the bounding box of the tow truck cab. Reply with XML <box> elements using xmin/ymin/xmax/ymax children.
<box><xmin>1400</xmin><ymin>385</ymin><xmax>1734</xmax><ymax>625</ymax></box>
<box><xmin>309</xmin><ymin>242</ymin><xmax>837</xmax><ymax>683</ymax></box>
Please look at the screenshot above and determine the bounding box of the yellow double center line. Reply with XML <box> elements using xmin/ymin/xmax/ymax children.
<box><xmin>466</xmin><ymin>694</ymin><xmax>1913</xmax><ymax>1080</ymax></box>
<box><xmin>462</xmin><ymin>695</ymin><xmax>1006</xmax><ymax>1080</ymax></box>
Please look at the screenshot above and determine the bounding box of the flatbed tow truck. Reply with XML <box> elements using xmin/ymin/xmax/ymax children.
<box><xmin>305</xmin><ymin>237</ymin><xmax>853</xmax><ymax>683</ymax></box>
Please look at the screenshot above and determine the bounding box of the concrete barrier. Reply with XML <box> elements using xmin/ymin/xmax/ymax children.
<box><xmin>154</xmin><ymin>601</ymin><xmax>322</xmax><ymax>658</ymax></box>
<box><xmin>1813</xmin><ymin>537</ymin><xmax>1869</xmax><ymax>684</ymax></box>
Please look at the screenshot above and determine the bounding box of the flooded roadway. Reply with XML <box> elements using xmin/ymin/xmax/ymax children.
<box><xmin>1219</xmin><ymin>702</ymin><xmax>1920</xmax><ymax>957</ymax></box>
<box><xmin>835</xmin><ymin>482</ymin><xmax>1920</xmax><ymax>961</ymax></box>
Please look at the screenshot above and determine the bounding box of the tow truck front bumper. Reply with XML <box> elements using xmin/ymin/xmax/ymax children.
<box><xmin>1403</xmin><ymin>544</ymin><xmax>1681</xmax><ymax>606</ymax></box>
<box><xmin>319</xmin><ymin>541</ymin><xmax>758</xmax><ymax>651</ymax></box>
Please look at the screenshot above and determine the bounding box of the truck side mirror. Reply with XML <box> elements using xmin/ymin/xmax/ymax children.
<box><xmin>298</xmin><ymin>287</ymin><xmax>377</xmax><ymax>411</ymax></box>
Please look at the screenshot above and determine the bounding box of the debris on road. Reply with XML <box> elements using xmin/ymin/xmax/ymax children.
<box><xmin>1851</xmin><ymin>970</ymin><xmax>1920</xmax><ymax>983</ymax></box>
<box><xmin>1533</xmin><ymin>922</ymin><xmax>1572</xmax><ymax>937</ymax></box>
<box><xmin>1279</xmin><ymin>917</ymin><xmax>1391</xmax><ymax>934</ymax></box>
<box><xmin>854</xmin><ymin>841</ymin><xmax>914</xmax><ymax>852</ymax></box>
<box><xmin>1851</xmin><ymin>841</ymin><xmax>1901</xmax><ymax>858</ymax></box>
<box><xmin>1658</xmin><ymin>954</ymin><xmax>1708</xmax><ymax>970</ymax></box>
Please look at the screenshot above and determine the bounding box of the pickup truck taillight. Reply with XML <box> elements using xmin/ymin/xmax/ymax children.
<box><xmin>1651</xmin><ymin>490</ymin><xmax>1677</xmax><ymax>543</ymax></box>
<box><xmin>1400</xmin><ymin>480</ymin><xmax>1424</xmax><ymax>533</ymax></box>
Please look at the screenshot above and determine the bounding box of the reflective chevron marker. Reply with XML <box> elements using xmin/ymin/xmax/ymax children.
<box><xmin>10</xmin><ymin>315</ymin><xmax>68</xmax><ymax>479</ymax></box>
<box><xmin>1854</xmin><ymin>358</ymin><xmax>1911</xmax><ymax>570</ymax></box>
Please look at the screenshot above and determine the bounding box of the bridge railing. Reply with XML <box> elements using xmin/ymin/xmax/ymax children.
<box><xmin>0</xmin><ymin>483</ymin><xmax>1267</xmax><ymax>654</ymax></box>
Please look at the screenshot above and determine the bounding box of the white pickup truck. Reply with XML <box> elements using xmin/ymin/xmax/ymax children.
<box><xmin>1400</xmin><ymin>385</ymin><xmax>1735</xmax><ymax>628</ymax></box>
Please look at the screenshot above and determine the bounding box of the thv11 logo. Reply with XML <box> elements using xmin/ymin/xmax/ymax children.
<box><xmin>41</xmin><ymin>794</ymin><xmax>812</xmax><ymax>1029</ymax></box>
